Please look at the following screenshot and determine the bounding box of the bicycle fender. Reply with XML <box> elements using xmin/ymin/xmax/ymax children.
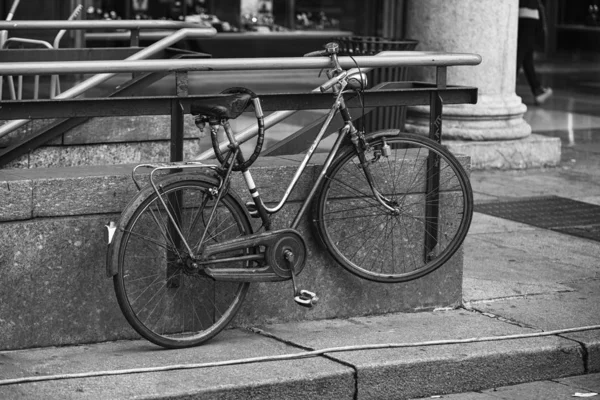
<box><xmin>105</xmin><ymin>171</ymin><xmax>239</xmax><ymax>278</ymax></box>
<box><xmin>364</xmin><ymin>129</ymin><xmax>402</xmax><ymax>141</ymax></box>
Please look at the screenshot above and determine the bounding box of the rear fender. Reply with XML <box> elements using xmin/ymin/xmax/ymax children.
<box><xmin>106</xmin><ymin>171</ymin><xmax>228</xmax><ymax>278</ymax></box>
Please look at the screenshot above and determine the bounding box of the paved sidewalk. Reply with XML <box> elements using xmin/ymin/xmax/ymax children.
<box><xmin>412</xmin><ymin>373</ymin><xmax>600</xmax><ymax>399</ymax></box>
<box><xmin>0</xmin><ymin>164</ymin><xmax>599</xmax><ymax>399</ymax></box>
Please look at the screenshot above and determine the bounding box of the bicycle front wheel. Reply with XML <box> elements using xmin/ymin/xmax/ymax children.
<box><xmin>314</xmin><ymin>131</ymin><xmax>473</xmax><ymax>283</ymax></box>
<box><xmin>111</xmin><ymin>173</ymin><xmax>253</xmax><ymax>348</ymax></box>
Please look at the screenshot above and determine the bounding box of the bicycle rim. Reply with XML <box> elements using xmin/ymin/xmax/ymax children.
<box><xmin>315</xmin><ymin>132</ymin><xmax>473</xmax><ymax>282</ymax></box>
<box><xmin>113</xmin><ymin>179</ymin><xmax>252</xmax><ymax>348</ymax></box>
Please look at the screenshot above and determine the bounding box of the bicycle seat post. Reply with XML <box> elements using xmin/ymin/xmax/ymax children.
<box><xmin>221</xmin><ymin>119</ymin><xmax>238</xmax><ymax>148</ymax></box>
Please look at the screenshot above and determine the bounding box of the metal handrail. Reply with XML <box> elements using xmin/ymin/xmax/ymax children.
<box><xmin>0</xmin><ymin>37</ymin><xmax>51</xmax><ymax>100</ymax></box>
<box><xmin>0</xmin><ymin>20</ymin><xmax>207</xmax><ymax>31</ymax></box>
<box><xmin>1</xmin><ymin>5</ymin><xmax>85</xmax><ymax>100</ymax></box>
<box><xmin>0</xmin><ymin>27</ymin><xmax>217</xmax><ymax>139</ymax></box>
<box><xmin>50</xmin><ymin>5</ymin><xmax>84</xmax><ymax>97</ymax></box>
<box><xmin>0</xmin><ymin>0</ymin><xmax>20</xmax><ymax>48</ymax></box>
<box><xmin>0</xmin><ymin>51</ymin><xmax>481</xmax><ymax>76</ymax></box>
<box><xmin>0</xmin><ymin>48</ymin><xmax>481</xmax><ymax>157</ymax></box>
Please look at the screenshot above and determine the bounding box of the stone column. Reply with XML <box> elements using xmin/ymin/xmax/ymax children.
<box><xmin>403</xmin><ymin>0</ymin><xmax>560</xmax><ymax>169</ymax></box>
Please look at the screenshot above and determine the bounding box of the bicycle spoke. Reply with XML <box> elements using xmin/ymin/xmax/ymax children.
<box><xmin>316</xmin><ymin>135</ymin><xmax>472</xmax><ymax>282</ymax></box>
<box><xmin>113</xmin><ymin>178</ymin><xmax>252</xmax><ymax>348</ymax></box>
<box><xmin>123</xmin><ymin>228</ymin><xmax>178</xmax><ymax>254</ymax></box>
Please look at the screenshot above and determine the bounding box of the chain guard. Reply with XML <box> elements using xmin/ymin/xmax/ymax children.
<box><xmin>201</xmin><ymin>228</ymin><xmax>307</xmax><ymax>279</ymax></box>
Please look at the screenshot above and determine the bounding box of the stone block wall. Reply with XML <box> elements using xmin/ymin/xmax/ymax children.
<box><xmin>0</xmin><ymin>155</ymin><xmax>465</xmax><ymax>350</ymax></box>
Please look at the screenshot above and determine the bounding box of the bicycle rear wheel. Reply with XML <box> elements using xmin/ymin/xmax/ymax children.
<box><xmin>111</xmin><ymin>173</ymin><xmax>253</xmax><ymax>348</ymax></box>
<box><xmin>314</xmin><ymin>131</ymin><xmax>473</xmax><ymax>283</ymax></box>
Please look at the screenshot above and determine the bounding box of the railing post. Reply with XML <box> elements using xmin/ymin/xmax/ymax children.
<box><xmin>170</xmin><ymin>71</ymin><xmax>188</xmax><ymax>162</ymax></box>
<box><xmin>167</xmin><ymin>71</ymin><xmax>188</xmax><ymax>288</ymax></box>
<box><xmin>424</xmin><ymin>90</ymin><xmax>443</xmax><ymax>262</ymax></box>
<box><xmin>170</xmin><ymin>100</ymin><xmax>184</xmax><ymax>162</ymax></box>
<box><xmin>130</xmin><ymin>28</ymin><xmax>140</xmax><ymax>47</ymax></box>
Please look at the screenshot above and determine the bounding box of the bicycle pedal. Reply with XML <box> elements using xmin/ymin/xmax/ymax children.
<box><xmin>294</xmin><ymin>290</ymin><xmax>318</xmax><ymax>308</ymax></box>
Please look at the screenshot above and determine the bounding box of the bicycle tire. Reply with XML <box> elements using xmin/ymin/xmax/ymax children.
<box><xmin>314</xmin><ymin>130</ymin><xmax>473</xmax><ymax>283</ymax></box>
<box><xmin>111</xmin><ymin>173</ymin><xmax>253</xmax><ymax>348</ymax></box>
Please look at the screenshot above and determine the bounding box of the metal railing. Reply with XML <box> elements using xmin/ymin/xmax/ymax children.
<box><xmin>0</xmin><ymin>51</ymin><xmax>479</xmax><ymax>75</ymax></box>
<box><xmin>0</xmin><ymin>21</ymin><xmax>217</xmax><ymax>140</ymax></box>
<box><xmin>0</xmin><ymin>18</ymin><xmax>481</xmax><ymax>164</ymax></box>
<box><xmin>1</xmin><ymin>5</ymin><xmax>84</xmax><ymax>100</ymax></box>
<box><xmin>0</xmin><ymin>20</ymin><xmax>209</xmax><ymax>48</ymax></box>
<box><xmin>0</xmin><ymin>50</ymin><xmax>481</xmax><ymax>167</ymax></box>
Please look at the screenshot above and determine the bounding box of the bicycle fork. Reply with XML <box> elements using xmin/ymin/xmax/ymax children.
<box><xmin>337</xmin><ymin>96</ymin><xmax>400</xmax><ymax>215</ymax></box>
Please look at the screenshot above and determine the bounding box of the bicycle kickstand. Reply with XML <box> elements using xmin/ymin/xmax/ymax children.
<box><xmin>283</xmin><ymin>249</ymin><xmax>318</xmax><ymax>308</ymax></box>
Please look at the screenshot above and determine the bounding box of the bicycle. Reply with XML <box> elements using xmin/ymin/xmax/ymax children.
<box><xmin>105</xmin><ymin>42</ymin><xmax>474</xmax><ymax>349</ymax></box>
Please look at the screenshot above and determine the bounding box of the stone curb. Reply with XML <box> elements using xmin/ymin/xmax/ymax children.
<box><xmin>0</xmin><ymin>309</ymin><xmax>594</xmax><ymax>400</ymax></box>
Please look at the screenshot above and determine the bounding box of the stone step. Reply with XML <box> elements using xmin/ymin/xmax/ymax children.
<box><xmin>0</xmin><ymin>155</ymin><xmax>466</xmax><ymax>350</ymax></box>
<box><xmin>1</xmin><ymin>111</ymin><xmax>327</xmax><ymax>169</ymax></box>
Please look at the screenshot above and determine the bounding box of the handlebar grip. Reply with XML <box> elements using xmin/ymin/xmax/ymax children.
<box><xmin>319</xmin><ymin>71</ymin><xmax>348</xmax><ymax>92</ymax></box>
<box><xmin>304</xmin><ymin>42</ymin><xmax>340</xmax><ymax>57</ymax></box>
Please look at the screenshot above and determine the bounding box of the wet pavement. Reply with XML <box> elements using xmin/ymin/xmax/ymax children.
<box><xmin>518</xmin><ymin>52</ymin><xmax>600</xmax><ymax>171</ymax></box>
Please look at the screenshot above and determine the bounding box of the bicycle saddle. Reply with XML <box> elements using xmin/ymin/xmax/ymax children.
<box><xmin>190</xmin><ymin>93</ymin><xmax>253</xmax><ymax>121</ymax></box>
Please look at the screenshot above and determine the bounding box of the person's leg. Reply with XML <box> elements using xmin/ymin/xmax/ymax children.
<box><xmin>517</xmin><ymin>18</ymin><xmax>552</xmax><ymax>104</ymax></box>
<box><xmin>523</xmin><ymin>49</ymin><xmax>543</xmax><ymax>96</ymax></box>
<box><xmin>516</xmin><ymin>21</ymin><xmax>526</xmax><ymax>75</ymax></box>
<box><xmin>518</xmin><ymin>18</ymin><xmax>542</xmax><ymax>95</ymax></box>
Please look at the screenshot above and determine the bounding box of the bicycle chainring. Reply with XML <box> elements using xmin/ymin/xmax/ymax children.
<box><xmin>266</xmin><ymin>230</ymin><xmax>307</xmax><ymax>278</ymax></box>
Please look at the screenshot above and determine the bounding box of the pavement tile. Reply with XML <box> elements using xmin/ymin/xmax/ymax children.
<box><xmin>256</xmin><ymin>310</ymin><xmax>584</xmax><ymax>399</ymax></box>
<box><xmin>463</xmin><ymin>229</ymin><xmax>600</xmax><ymax>295</ymax></box>
<box><xmin>557</xmin><ymin>372</ymin><xmax>600</xmax><ymax>393</ymax></box>
<box><xmin>471</xmin><ymin>281</ymin><xmax>600</xmax><ymax>330</ymax></box>
<box><xmin>0</xmin><ymin>329</ymin><xmax>354</xmax><ymax>400</ymax></box>
<box><xmin>471</xmin><ymin>168</ymin><xmax>600</xmax><ymax>200</ymax></box>
<box><xmin>468</xmin><ymin>212</ymin><xmax>538</xmax><ymax>235</ymax></box>
<box><xmin>480</xmin><ymin>380</ymin><xmax>598</xmax><ymax>399</ymax></box>
<box><xmin>411</xmin><ymin>392</ymin><xmax>499</xmax><ymax>399</ymax></box>
<box><xmin>471</xmin><ymin>280</ymin><xmax>600</xmax><ymax>373</ymax></box>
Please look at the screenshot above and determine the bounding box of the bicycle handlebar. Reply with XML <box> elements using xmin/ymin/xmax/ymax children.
<box><xmin>304</xmin><ymin>42</ymin><xmax>347</xmax><ymax>92</ymax></box>
<box><xmin>303</xmin><ymin>49</ymin><xmax>329</xmax><ymax>57</ymax></box>
<box><xmin>319</xmin><ymin>70</ymin><xmax>348</xmax><ymax>92</ymax></box>
<box><xmin>303</xmin><ymin>41</ymin><xmax>340</xmax><ymax>57</ymax></box>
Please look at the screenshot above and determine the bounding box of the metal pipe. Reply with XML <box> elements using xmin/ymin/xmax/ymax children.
<box><xmin>0</xmin><ymin>27</ymin><xmax>217</xmax><ymax>140</ymax></box>
<box><xmin>2</xmin><ymin>37</ymin><xmax>53</xmax><ymax>48</ymax></box>
<box><xmin>0</xmin><ymin>0</ymin><xmax>21</xmax><ymax>49</ymax></box>
<box><xmin>0</xmin><ymin>20</ymin><xmax>205</xmax><ymax>30</ymax></box>
<box><xmin>191</xmin><ymin>50</ymin><xmax>481</xmax><ymax>161</ymax></box>
<box><xmin>53</xmin><ymin>5</ymin><xmax>84</xmax><ymax>49</ymax></box>
<box><xmin>7</xmin><ymin>0</ymin><xmax>20</xmax><ymax>18</ymax></box>
<box><xmin>84</xmin><ymin>30</ymin><xmax>217</xmax><ymax>42</ymax></box>
<box><xmin>0</xmin><ymin>0</ymin><xmax>21</xmax><ymax>99</ymax></box>
<box><xmin>0</xmin><ymin>52</ymin><xmax>481</xmax><ymax>76</ymax></box>
<box><xmin>51</xmin><ymin>5</ymin><xmax>85</xmax><ymax>98</ymax></box>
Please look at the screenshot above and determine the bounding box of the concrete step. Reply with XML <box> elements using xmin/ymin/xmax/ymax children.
<box><xmin>0</xmin><ymin>154</ymin><xmax>466</xmax><ymax>350</ymax></box>
<box><xmin>0</xmin><ymin>308</ymin><xmax>595</xmax><ymax>399</ymax></box>
<box><xmin>1</xmin><ymin>111</ymin><xmax>327</xmax><ymax>169</ymax></box>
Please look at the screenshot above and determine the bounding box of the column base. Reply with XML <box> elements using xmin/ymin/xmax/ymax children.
<box><xmin>444</xmin><ymin>134</ymin><xmax>561</xmax><ymax>170</ymax></box>
<box><xmin>405</xmin><ymin>94</ymin><xmax>531</xmax><ymax>141</ymax></box>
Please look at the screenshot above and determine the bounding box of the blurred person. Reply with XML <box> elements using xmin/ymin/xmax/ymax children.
<box><xmin>517</xmin><ymin>0</ymin><xmax>553</xmax><ymax>105</ymax></box>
